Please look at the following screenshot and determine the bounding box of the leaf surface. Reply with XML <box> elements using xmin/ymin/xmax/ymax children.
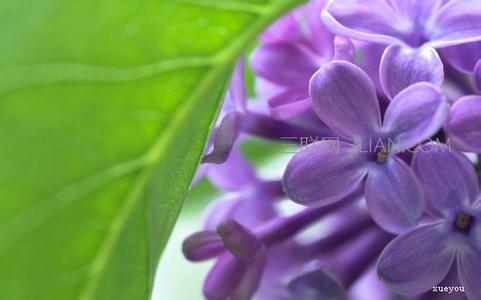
<box><xmin>0</xmin><ymin>0</ymin><xmax>303</xmax><ymax>299</ymax></box>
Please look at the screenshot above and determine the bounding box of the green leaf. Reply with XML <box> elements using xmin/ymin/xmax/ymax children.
<box><xmin>0</xmin><ymin>0</ymin><xmax>303</xmax><ymax>299</ymax></box>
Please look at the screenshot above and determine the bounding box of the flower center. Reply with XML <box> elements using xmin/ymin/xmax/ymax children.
<box><xmin>376</xmin><ymin>147</ymin><xmax>389</xmax><ymax>164</ymax></box>
<box><xmin>454</xmin><ymin>213</ymin><xmax>473</xmax><ymax>232</ymax></box>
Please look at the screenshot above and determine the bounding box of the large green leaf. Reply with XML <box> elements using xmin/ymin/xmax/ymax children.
<box><xmin>0</xmin><ymin>0</ymin><xmax>303</xmax><ymax>299</ymax></box>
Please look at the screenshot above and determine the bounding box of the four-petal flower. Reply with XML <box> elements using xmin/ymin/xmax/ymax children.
<box><xmin>323</xmin><ymin>0</ymin><xmax>481</xmax><ymax>99</ymax></box>
<box><xmin>283</xmin><ymin>61</ymin><xmax>449</xmax><ymax>233</ymax></box>
<box><xmin>378</xmin><ymin>142</ymin><xmax>481</xmax><ymax>299</ymax></box>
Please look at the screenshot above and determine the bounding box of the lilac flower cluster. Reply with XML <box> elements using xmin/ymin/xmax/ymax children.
<box><xmin>183</xmin><ymin>0</ymin><xmax>481</xmax><ymax>299</ymax></box>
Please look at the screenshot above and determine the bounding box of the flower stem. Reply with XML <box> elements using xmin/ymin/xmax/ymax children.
<box><xmin>256</xmin><ymin>190</ymin><xmax>361</xmax><ymax>246</ymax></box>
<box><xmin>242</xmin><ymin>112</ymin><xmax>335</xmax><ymax>143</ymax></box>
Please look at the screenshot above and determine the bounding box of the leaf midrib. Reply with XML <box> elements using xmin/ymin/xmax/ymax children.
<box><xmin>0</xmin><ymin>0</ymin><xmax>304</xmax><ymax>299</ymax></box>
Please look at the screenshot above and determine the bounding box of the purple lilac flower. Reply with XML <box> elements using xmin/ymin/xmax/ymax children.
<box><xmin>182</xmin><ymin>1</ymin><xmax>481</xmax><ymax>299</ymax></box>
<box><xmin>399</xmin><ymin>41</ymin><xmax>481</xmax><ymax>154</ymax></box>
<box><xmin>445</xmin><ymin>95</ymin><xmax>481</xmax><ymax>153</ymax></box>
<box><xmin>251</xmin><ymin>0</ymin><xmax>355</xmax><ymax>120</ymax></box>
<box><xmin>186</xmin><ymin>150</ymin><xmax>377</xmax><ymax>299</ymax></box>
<box><xmin>378</xmin><ymin>142</ymin><xmax>481</xmax><ymax>299</ymax></box>
<box><xmin>184</xmin><ymin>195</ymin><xmax>361</xmax><ymax>299</ymax></box>
<box><xmin>283</xmin><ymin>60</ymin><xmax>449</xmax><ymax>233</ymax></box>
<box><xmin>322</xmin><ymin>0</ymin><xmax>481</xmax><ymax>99</ymax></box>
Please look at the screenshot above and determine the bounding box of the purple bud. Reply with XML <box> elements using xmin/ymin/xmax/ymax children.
<box><xmin>217</xmin><ymin>219</ymin><xmax>262</xmax><ymax>260</ymax></box>
<box><xmin>182</xmin><ymin>231</ymin><xmax>224</xmax><ymax>262</ymax></box>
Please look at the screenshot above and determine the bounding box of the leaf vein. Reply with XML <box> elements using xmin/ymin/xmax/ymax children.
<box><xmin>0</xmin><ymin>156</ymin><xmax>147</xmax><ymax>256</ymax></box>
<box><xmin>0</xmin><ymin>56</ymin><xmax>215</xmax><ymax>95</ymax></box>
<box><xmin>174</xmin><ymin>0</ymin><xmax>268</xmax><ymax>14</ymax></box>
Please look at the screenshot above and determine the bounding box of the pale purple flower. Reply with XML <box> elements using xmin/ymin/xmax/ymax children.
<box><xmin>185</xmin><ymin>162</ymin><xmax>367</xmax><ymax>299</ymax></box>
<box><xmin>323</xmin><ymin>0</ymin><xmax>481</xmax><ymax>99</ymax></box>
<box><xmin>251</xmin><ymin>0</ymin><xmax>355</xmax><ymax>120</ymax></box>
<box><xmin>184</xmin><ymin>198</ymin><xmax>357</xmax><ymax>299</ymax></box>
<box><xmin>378</xmin><ymin>142</ymin><xmax>481</xmax><ymax>299</ymax></box>
<box><xmin>283</xmin><ymin>61</ymin><xmax>449</xmax><ymax>233</ymax></box>
<box><xmin>445</xmin><ymin>95</ymin><xmax>481</xmax><ymax>153</ymax></box>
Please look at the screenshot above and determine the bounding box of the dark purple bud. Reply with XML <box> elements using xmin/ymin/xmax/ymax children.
<box><xmin>231</xmin><ymin>250</ymin><xmax>266</xmax><ymax>300</ymax></box>
<box><xmin>217</xmin><ymin>219</ymin><xmax>262</xmax><ymax>260</ymax></box>
<box><xmin>182</xmin><ymin>231</ymin><xmax>224</xmax><ymax>262</ymax></box>
<box><xmin>203</xmin><ymin>251</ymin><xmax>266</xmax><ymax>300</ymax></box>
<box><xmin>204</xmin><ymin>254</ymin><xmax>247</xmax><ymax>300</ymax></box>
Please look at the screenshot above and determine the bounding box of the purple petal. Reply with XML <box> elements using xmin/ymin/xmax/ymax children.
<box><xmin>231</xmin><ymin>250</ymin><xmax>266</xmax><ymax>300</ymax></box>
<box><xmin>217</xmin><ymin>220</ymin><xmax>261</xmax><ymax>260</ymax></box>
<box><xmin>204</xmin><ymin>254</ymin><xmax>246</xmax><ymax>300</ymax></box>
<box><xmin>227</xmin><ymin>56</ymin><xmax>247</xmax><ymax>112</ymax></box>
<box><xmin>182</xmin><ymin>231</ymin><xmax>224</xmax><ymax>261</ymax></box>
<box><xmin>310</xmin><ymin>61</ymin><xmax>381</xmax><ymax>140</ymax></box>
<box><xmin>458</xmin><ymin>247</ymin><xmax>481</xmax><ymax>299</ymax></box>
<box><xmin>203</xmin><ymin>196</ymin><xmax>242</xmax><ymax>230</ymax></box>
<box><xmin>322</xmin><ymin>0</ymin><xmax>404</xmax><ymax>45</ymax></box>
<box><xmin>250</xmin><ymin>42</ymin><xmax>319</xmax><ymax>86</ymax></box>
<box><xmin>283</xmin><ymin>140</ymin><xmax>368</xmax><ymax>206</ymax></box>
<box><xmin>412</xmin><ymin>143</ymin><xmax>479</xmax><ymax>217</ymax></box>
<box><xmin>365</xmin><ymin>157</ymin><xmax>424</xmax><ymax>233</ymax></box>
<box><xmin>380</xmin><ymin>45</ymin><xmax>444</xmax><ymax>99</ymax></box>
<box><xmin>305</xmin><ymin>0</ymin><xmax>334</xmax><ymax>58</ymax></box>
<box><xmin>390</xmin><ymin>0</ymin><xmax>442</xmax><ymax>24</ymax></box>
<box><xmin>202</xmin><ymin>111</ymin><xmax>242</xmax><ymax>164</ymax></box>
<box><xmin>325</xmin><ymin>227</ymin><xmax>392</xmax><ymax>286</ymax></box>
<box><xmin>267</xmin><ymin>86</ymin><xmax>311</xmax><ymax>120</ymax></box>
<box><xmin>349</xmin><ymin>266</ymin><xmax>393</xmax><ymax>300</ymax></box>
<box><xmin>382</xmin><ymin>82</ymin><xmax>448</xmax><ymax>152</ymax></box>
<box><xmin>332</xmin><ymin>36</ymin><xmax>355</xmax><ymax>62</ymax></box>
<box><xmin>429</xmin><ymin>0</ymin><xmax>481</xmax><ymax>48</ymax></box>
<box><xmin>206</xmin><ymin>148</ymin><xmax>258</xmax><ymax>191</ymax></box>
<box><xmin>377</xmin><ymin>222</ymin><xmax>455</xmax><ymax>295</ymax></box>
<box><xmin>357</xmin><ymin>43</ymin><xmax>386</xmax><ymax>93</ymax></box>
<box><xmin>445</xmin><ymin>96</ymin><xmax>481</xmax><ymax>153</ymax></box>
<box><xmin>260</xmin><ymin>0</ymin><xmax>333</xmax><ymax>59</ymax></box>
<box><xmin>203</xmin><ymin>196</ymin><xmax>277</xmax><ymax>231</ymax></box>
<box><xmin>260</xmin><ymin>7</ymin><xmax>304</xmax><ymax>44</ymax></box>
<box><xmin>254</xmin><ymin>77</ymin><xmax>284</xmax><ymax>103</ymax></box>
<box><xmin>475</xmin><ymin>60</ymin><xmax>481</xmax><ymax>92</ymax></box>
<box><xmin>287</xmin><ymin>269</ymin><xmax>347</xmax><ymax>299</ymax></box>
<box><xmin>441</xmin><ymin>41</ymin><xmax>481</xmax><ymax>73</ymax></box>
